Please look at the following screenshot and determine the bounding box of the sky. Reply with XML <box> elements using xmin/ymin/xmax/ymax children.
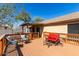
<box><xmin>16</xmin><ymin>3</ymin><xmax>79</xmax><ymax>19</ymax></box>
<box><xmin>14</xmin><ymin>3</ymin><xmax>79</xmax><ymax>27</ymax></box>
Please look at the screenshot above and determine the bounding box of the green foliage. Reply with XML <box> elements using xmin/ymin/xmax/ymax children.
<box><xmin>34</xmin><ymin>16</ymin><xmax>43</xmax><ymax>22</ymax></box>
<box><xmin>16</xmin><ymin>10</ymin><xmax>31</xmax><ymax>23</ymax></box>
<box><xmin>0</xmin><ymin>4</ymin><xmax>16</xmax><ymax>28</ymax></box>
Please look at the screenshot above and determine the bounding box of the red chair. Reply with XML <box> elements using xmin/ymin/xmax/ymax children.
<box><xmin>48</xmin><ymin>33</ymin><xmax>59</xmax><ymax>42</ymax></box>
<box><xmin>43</xmin><ymin>33</ymin><xmax>61</xmax><ymax>47</ymax></box>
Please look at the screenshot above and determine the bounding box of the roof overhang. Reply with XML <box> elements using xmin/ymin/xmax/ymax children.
<box><xmin>20</xmin><ymin>23</ymin><xmax>43</xmax><ymax>27</ymax></box>
<box><xmin>20</xmin><ymin>12</ymin><xmax>79</xmax><ymax>26</ymax></box>
<box><xmin>43</xmin><ymin>18</ymin><xmax>79</xmax><ymax>26</ymax></box>
<box><xmin>39</xmin><ymin>12</ymin><xmax>79</xmax><ymax>26</ymax></box>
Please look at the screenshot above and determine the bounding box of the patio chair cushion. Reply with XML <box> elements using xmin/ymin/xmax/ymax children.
<box><xmin>21</xmin><ymin>35</ymin><xmax>28</xmax><ymax>41</ymax></box>
<box><xmin>47</xmin><ymin>33</ymin><xmax>59</xmax><ymax>42</ymax></box>
<box><xmin>6</xmin><ymin>36</ymin><xmax>18</xmax><ymax>45</ymax></box>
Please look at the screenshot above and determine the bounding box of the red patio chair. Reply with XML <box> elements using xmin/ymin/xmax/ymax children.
<box><xmin>43</xmin><ymin>33</ymin><xmax>61</xmax><ymax>47</ymax></box>
<box><xmin>48</xmin><ymin>33</ymin><xmax>59</xmax><ymax>42</ymax></box>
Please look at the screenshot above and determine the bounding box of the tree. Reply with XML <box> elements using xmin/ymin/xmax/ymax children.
<box><xmin>16</xmin><ymin>10</ymin><xmax>31</xmax><ymax>33</ymax></box>
<box><xmin>34</xmin><ymin>17</ymin><xmax>43</xmax><ymax>22</ymax></box>
<box><xmin>7</xmin><ymin>22</ymin><xmax>14</xmax><ymax>33</ymax></box>
<box><xmin>0</xmin><ymin>4</ymin><xmax>16</xmax><ymax>33</ymax></box>
<box><xmin>0</xmin><ymin>4</ymin><xmax>16</xmax><ymax>23</ymax></box>
<box><xmin>16</xmin><ymin>10</ymin><xmax>31</xmax><ymax>23</ymax></box>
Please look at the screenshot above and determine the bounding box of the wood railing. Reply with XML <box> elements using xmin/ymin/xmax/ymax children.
<box><xmin>64</xmin><ymin>34</ymin><xmax>79</xmax><ymax>45</ymax></box>
<box><xmin>1</xmin><ymin>32</ymin><xmax>79</xmax><ymax>55</ymax></box>
<box><xmin>6</xmin><ymin>33</ymin><xmax>33</xmax><ymax>41</ymax></box>
<box><xmin>6</xmin><ymin>32</ymin><xmax>40</xmax><ymax>39</ymax></box>
<box><xmin>43</xmin><ymin>32</ymin><xmax>79</xmax><ymax>46</ymax></box>
<box><xmin>32</xmin><ymin>32</ymin><xmax>40</xmax><ymax>38</ymax></box>
<box><xmin>0</xmin><ymin>34</ymin><xmax>7</xmax><ymax>56</ymax></box>
<box><xmin>0</xmin><ymin>32</ymin><xmax>40</xmax><ymax>55</ymax></box>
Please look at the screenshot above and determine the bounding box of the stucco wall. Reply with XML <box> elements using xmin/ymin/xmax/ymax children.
<box><xmin>43</xmin><ymin>25</ymin><xmax>68</xmax><ymax>33</ymax></box>
<box><xmin>41</xmin><ymin>25</ymin><xmax>68</xmax><ymax>38</ymax></box>
<box><xmin>0</xmin><ymin>27</ymin><xmax>12</xmax><ymax>36</ymax></box>
<box><xmin>13</xmin><ymin>26</ymin><xmax>22</xmax><ymax>33</ymax></box>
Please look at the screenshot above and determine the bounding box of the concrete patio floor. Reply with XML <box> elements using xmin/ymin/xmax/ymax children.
<box><xmin>21</xmin><ymin>38</ymin><xmax>79</xmax><ymax>56</ymax></box>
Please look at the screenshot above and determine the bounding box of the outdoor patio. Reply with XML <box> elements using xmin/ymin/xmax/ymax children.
<box><xmin>20</xmin><ymin>38</ymin><xmax>79</xmax><ymax>56</ymax></box>
<box><xmin>1</xmin><ymin>3</ymin><xmax>79</xmax><ymax>56</ymax></box>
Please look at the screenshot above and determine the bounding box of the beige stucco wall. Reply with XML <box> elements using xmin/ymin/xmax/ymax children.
<box><xmin>0</xmin><ymin>27</ymin><xmax>12</xmax><ymax>36</ymax></box>
<box><xmin>42</xmin><ymin>25</ymin><xmax>68</xmax><ymax>38</ymax></box>
<box><xmin>43</xmin><ymin>25</ymin><xmax>68</xmax><ymax>33</ymax></box>
<box><xmin>13</xmin><ymin>26</ymin><xmax>22</xmax><ymax>33</ymax></box>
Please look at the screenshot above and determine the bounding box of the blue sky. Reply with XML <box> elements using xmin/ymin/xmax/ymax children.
<box><xmin>16</xmin><ymin>3</ymin><xmax>79</xmax><ymax>19</ymax></box>
<box><xmin>14</xmin><ymin>3</ymin><xmax>79</xmax><ymax>27</ymax></box>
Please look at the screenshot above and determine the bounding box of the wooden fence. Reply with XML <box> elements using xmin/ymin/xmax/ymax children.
<box><xmin>0</xmin><ymin>32</ymin><xmax>40</xmax><ymax>55</ymax></box>
<box><xmin>0</xmin><ymin>35</ymin><xmax>7</xmax><ymax>56</ymax></box>
<box><xmin>43</xmin><ymin>32</ymin><xmax>79</xmax><ymax>46</ymax></box>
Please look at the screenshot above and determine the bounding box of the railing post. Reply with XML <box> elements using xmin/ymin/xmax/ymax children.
<box><xmin>0</xmin><ymin>40</ymin><xmax>3</xmax><ymax>55</ymax></box>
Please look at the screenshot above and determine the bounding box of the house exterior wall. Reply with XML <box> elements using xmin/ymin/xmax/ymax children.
<box><xmin>13</xmin><ymin>26</ymin><xmax>22</xmax><ymax>33</ymax></box>
<box><xmin>42</xmin><ymin>25</ymin><xmax>68</xmax><ymax>38</ymax></box>
<box><xmin>43</xmin><ymin>25</ymin><xmax>68</xmax><ymax>33</ymax></box>
<box><xmin>0</xmin><ymin>27</ymin><xmax>12</xmax><ymax>36</ymax></box>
